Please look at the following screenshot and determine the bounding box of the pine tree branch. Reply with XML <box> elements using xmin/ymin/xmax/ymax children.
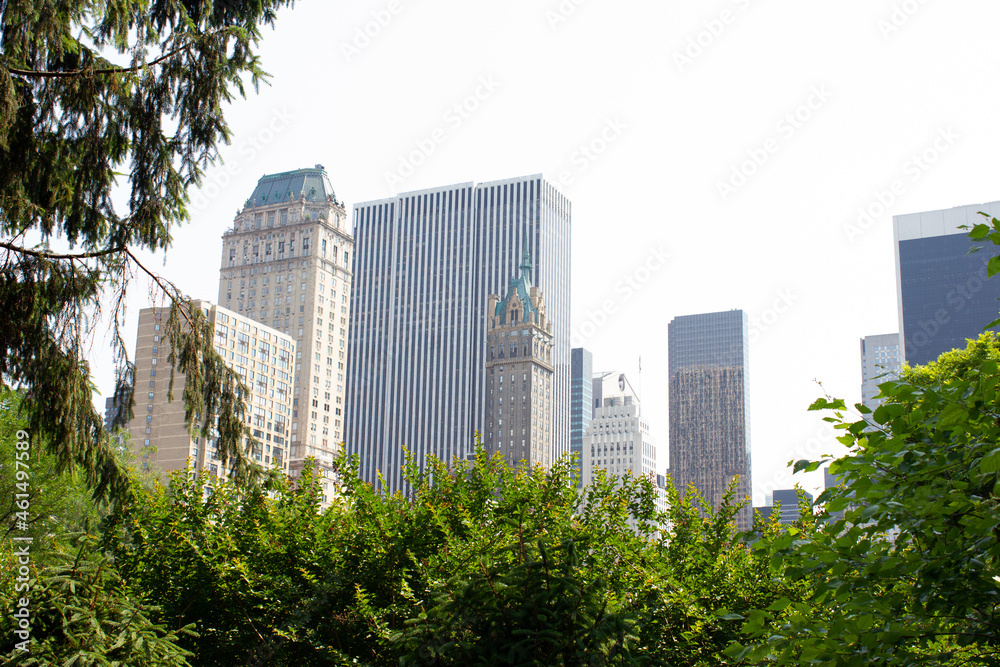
<box><xmin>2</xmin><ymin>47</ymin><xmax>186</xmax><ymax>79</ymax></box>
<box><xmin>0</xmin><ymin>240</ymin><xmax>125</xmax><ymax>260</ymax></box>
<box><xmin>0</xmin><ymin>241</ymin><xmax>191</xmax><ymax>327</ymax></box>
<box><xmin>122</xmin><ymin>247</ymin><xmax>193</xmax><ymax>329</ymax></box>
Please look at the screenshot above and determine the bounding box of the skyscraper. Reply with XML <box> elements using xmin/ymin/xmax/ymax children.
<box><xmin>346</xmin><ymin>175</ymin><xmax>571</xmax><ymax>492</ymax></box>
<box><xmin>570</xmin><ymin>348</ymin><xmax>594</xmax><ymax>485</ymax></box>
<box><xmin>668</xmin><ymin>309</ymin><xmax>752</xmax><ymax>530</ymax></box>
<box><xmin>768</xmin><ymin>488</ymin><xmax>813</xmax><ymax>525</ymax></box>
<box><xmin>582</xmin><ymin>372</ymin><xmax>659</xmax><ymax>485</ymax></box>
<box><xmin>484</xmin><ymin>248</ymin><xmax>554</xmax><ymax>468</ymax></box>
<box><xmin>895</xmin><ymin>200</ymin><xmax>1000</xmax><ymax>366</ymax></box>
<box><xmin>582</xmin><ymin>371</ymin><xmax>666</xmax><ymax>525</ymax></box>
<box><xmin>216</xmin><ymin>166</ymin><xmax>354</xmax><ymax>483</ymax></box>
<box><xmin>126</xmin><ymin>301</ymin><xmax>294</xmax><ymax>479</ymax></box>
<box><xmin>860</xmin><ymin>333</ymin><xmax>901</xmax><ymax>410</ymax></box>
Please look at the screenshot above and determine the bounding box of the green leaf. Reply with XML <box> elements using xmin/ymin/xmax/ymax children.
<box><xmin>979</xmin><ymin>448</ymin><xmax>1000</xmax><ymax>474</ymax></box>
<box><xmin>968</xmin><ymin>223</ymin><xmax>991</xmax><ymax>240</ymax></box>
<box><xmin>718</xmin><ymin>612</ymin><xmax>745</xmax><ymax>621</ymax></box>
<box><xmin>766</xmin><ymin>597</ymin><xmax>791</xmax><ymax>612</ymax></box>
<box><xmin>793</xmin><ymin>459</ymin><xmax>822</xmax><ymax>474</ymax></box>
<box><xmin>809</xmin><ymin>397</ymin><xmax>847</xmax><ymax>411</ymax></box>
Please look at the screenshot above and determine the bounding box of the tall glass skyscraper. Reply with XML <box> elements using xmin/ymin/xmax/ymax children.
<box><xmin>895</xmin><ymin>201</ymin><xmax>1000</xmax><ymax>366</ymax></box>
<box><xmin>667</xmin><ymin>309</ymin><xmax>751</xmax><ymax>531</ymax></box>
<box><xmin>345</xmin><ymin>175</ymin><xmax>571</xmax><ymax>492</ymax></box>
<box><xmin>570</xmin><ymin>348</ymin><xmax>594</xmax><ymax>485</ymax></box>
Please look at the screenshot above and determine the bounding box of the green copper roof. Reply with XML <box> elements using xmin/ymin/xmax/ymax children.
<box><xmin>495</xmin><ymin>247</ymin><xmax>538</xmax><ymax>325</ymax></box>
<box><xmin>244</xmin><ymin>165</ymin><xmax>336</xmax><ymax>208</ymax></box>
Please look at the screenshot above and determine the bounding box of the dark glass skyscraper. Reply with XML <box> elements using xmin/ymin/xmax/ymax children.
<box><xmin>570</xmin><ymin>347</ymin><xmax>594</xmax><ymax>485</ymax></box>
<box><xmin>668</xmin><ymin>309</ymin><xmax>751</xmax><ymax>530</ymax></box>
<box><xmin>895</xmin><ymin>201</ymin><xmax>1000</xmax><ymax>366</ymax></box>
<box><xmin>345</xmin><ymin>175</ymin><xmax>571</xmax><ymax>492</ymax></box>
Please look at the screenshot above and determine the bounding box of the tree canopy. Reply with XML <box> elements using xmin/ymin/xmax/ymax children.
<box><xmin>730</xmin><ymin>312</ymin><xmax>1000</xmax><ymax>663</ymax></box>
<box><xmin>75</xmin><ymin>446</ymin><xmax>793</xmax><ymax>666</ymax></box>
<box><xmin>0</xmin><ymin>0</ymin><xmax>294</xmax><ymax>500</ymax></box>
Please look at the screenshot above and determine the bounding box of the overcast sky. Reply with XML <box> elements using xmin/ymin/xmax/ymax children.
<box><xmin>92</xmin><ymin>0</ymin><xmax>1000</xmax><ymax>504</ymax></box>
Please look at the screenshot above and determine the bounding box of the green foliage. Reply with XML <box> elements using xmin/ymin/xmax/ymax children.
<box><xmin>0</xmin><ymin>388</ymin><xmax>104</xmax><ymax>550</ymax></box>
<box><xmin>102</xmin><ymin>464</ymin><xmax>327</xmax><ymax>665</ymax></box>
<box><xmin>635</xmin><ymin>480</ymin><xmax>804</xmax><ymax>667</ymax></box>
<box><xmin>102</xmin><ymin>443</ymin><xmax>794</xmax><ymax>666</ymax></box>
<box><xmin>899</xmin><ymin>330</ymin><xmax>1000</xmax><ymax>389</ymax></box>
<box><xmin>0</xmin><ymin>534</ymin><xmax>194</xmax><ymax>666</ymax></box>
<box><xmin>0</xmin><ymin>0</ymin><xmax>293</xmax><ymax>501</ymax></box>
<box><xmin>733</xmin><ymin>332</ymin><xmax>1000</xmax><ymax>665</ymax></box>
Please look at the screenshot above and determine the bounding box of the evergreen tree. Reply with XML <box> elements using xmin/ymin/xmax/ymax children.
<box><xmin>0</xmin><ymin>0</ymin><xmax>293</xmax><ymax>500</ymax></box>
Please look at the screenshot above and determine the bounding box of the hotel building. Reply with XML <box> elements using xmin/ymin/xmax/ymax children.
<box><xmin>216</xmin><ymin>166</ymin><xmax>354</xmax><ymax>483</ymax></box>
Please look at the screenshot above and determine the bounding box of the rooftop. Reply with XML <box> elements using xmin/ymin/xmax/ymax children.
<box><xmin>244</xmin><ymin>165</ymin><xmax>338</xmax><ymax>209</ymax></box>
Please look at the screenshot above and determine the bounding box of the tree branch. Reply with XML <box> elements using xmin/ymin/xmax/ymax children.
<box><xmin>0</xmin><ymin>240</ymin><xmax>124</xmax><ymax>260</ymax></box>
<box><xmin>123</xmin><ymin>247</ymin><xmax>193</xmax><ymax>328</ymax></box>
<box><xmin>3</xmin><ymin>47</ymin><xmax>185</xmax><ymax>79</ymax></box>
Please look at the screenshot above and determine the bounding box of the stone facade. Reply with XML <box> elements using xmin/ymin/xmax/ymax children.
<box><xmin>216</xmin><ymin>166</ymin><xmax>353</xmax><ymax>498</ymax></box>
<box><xmin>484</xmin><ymin>250</ymin><xmax>554</xmax><ymax>469</ymax></box>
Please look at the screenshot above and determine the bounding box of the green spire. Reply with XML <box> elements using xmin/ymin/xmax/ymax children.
<box><xmin>520</xmin><ymin>240</ymin><xmax>532</xmax><ymax>284</ymax></box>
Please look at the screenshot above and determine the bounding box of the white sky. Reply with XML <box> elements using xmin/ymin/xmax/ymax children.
<box><xmin>91</xmin><ymin>0</ymin><xmax>1000</xmax><ymax>505</ymax></box>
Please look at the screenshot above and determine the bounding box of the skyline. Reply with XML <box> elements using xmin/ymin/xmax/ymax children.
<box><xmin>86</xmin><ymin>0</ymin><xmax>1000</xmax><ymax>503</ymax></box>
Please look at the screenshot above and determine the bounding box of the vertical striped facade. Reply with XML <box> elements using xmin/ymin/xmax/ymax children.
<box><xmin>346</xmin><ymin>175</ymin><xmax>570</xmax><ymax>492</ymax></box>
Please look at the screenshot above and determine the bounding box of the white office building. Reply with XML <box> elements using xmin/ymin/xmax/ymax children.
<box><xmin>582</xmin><ymin>372</ymin><xmax>666</xmax><ymax>515</ymax></box>
<box><xmin>860</xmin><ymin>333</ymin><xmax>902</xmax><ymax>410</ymax></box>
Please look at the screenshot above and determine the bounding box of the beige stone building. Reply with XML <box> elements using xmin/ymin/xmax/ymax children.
<box><xmin>484</xmin><ymin>250</ymin><xmax>554</xmax><ymax>468</ymax></box>
<box><xmin>217</xmin><ymin>166</ymin><xmax>353</xmax><ymax>489</ymax></box>
<box><xmin>128</xmin><ymin>301</ymin><xmax>294</xmax><ymax>478</ymax></box>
